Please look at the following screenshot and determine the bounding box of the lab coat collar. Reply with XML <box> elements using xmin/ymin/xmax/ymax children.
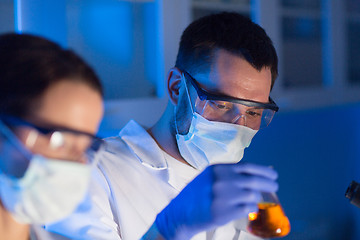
<box><xmin>119</xmin><ymin>120</ymin><xmax>168</xmax><ymax>170</ymax></box>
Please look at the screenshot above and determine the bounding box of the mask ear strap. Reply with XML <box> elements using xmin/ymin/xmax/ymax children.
<box><xmin>182</xmin><ymin>72</ymin><xmax>195</xmax><ymax>114</ymax></box>
<box><xmin>174</xmin><ymin>106</ymin><xmax>180</xmax><ymax>136</ymax></box>
<box><xmin>175</xmin><ymin>73</ymin><xmax>195</xmax><ymax>136</ymax></box>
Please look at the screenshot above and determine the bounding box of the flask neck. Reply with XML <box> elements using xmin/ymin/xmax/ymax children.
<box><xmin>261</xmin><ymin>192</ymin><xmax>280</xmax><ymax>204</ymax></box>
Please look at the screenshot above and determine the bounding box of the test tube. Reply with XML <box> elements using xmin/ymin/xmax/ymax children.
<box><xmin>247</xmin><ymin>192</ymin><xmax>291</xmax><ymax>238</ymax></box>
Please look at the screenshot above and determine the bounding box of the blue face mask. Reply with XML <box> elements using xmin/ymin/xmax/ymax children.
<box><xmin>0</xmin><ymin>155</ymin><xmax>93</xmax><ymax>224</ymax></box>
<box><xmin>175</xmin><ymin>111</ymin><xmax>257</xmax><ymax>171</ymax></box>
<box><xmin>0</xmin><ymin>120</ymin><xmax>95</xmax><ymax>225</ymax></box>
<box><xmin>174</xmin><ymin>76</ymin><xmax>258</xmax><ymax>170</ymax></box>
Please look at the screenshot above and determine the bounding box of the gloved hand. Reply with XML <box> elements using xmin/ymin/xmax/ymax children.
<box><xmin>155</xmin><ymin>163</ymin><xmax>278</xmax><ymax>240</ymax></box>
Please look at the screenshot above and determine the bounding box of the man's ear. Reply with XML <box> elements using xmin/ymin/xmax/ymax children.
<box><xmin>167</xmin><ymin>67</ymin><xmax>183</xmax><ymax>106</ymax></box>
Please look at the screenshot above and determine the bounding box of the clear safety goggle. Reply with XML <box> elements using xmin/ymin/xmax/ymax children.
<box><xmin>183</xmin><ymin>71</ymin><xmax>279</xmax><ymax>130</ymax></box>
<box><xmin>0</xmin><ymin>115</ymin><xmax>103</xmax><ymax>171</ymax></box>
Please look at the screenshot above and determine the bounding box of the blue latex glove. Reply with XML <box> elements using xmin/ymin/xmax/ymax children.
<box><xmin>155</xmin><ymin>163</ymin><xmax>278</xmax><ymax>240</ymax></box>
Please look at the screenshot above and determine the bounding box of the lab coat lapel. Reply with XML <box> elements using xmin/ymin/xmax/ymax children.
<box><xmin>119</xmin><ymin>120</ymin><xmax>170</xmax><ymax>182</ymax></box>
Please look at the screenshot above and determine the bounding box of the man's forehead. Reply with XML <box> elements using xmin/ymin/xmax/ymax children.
<box><xmin>192</xmin><ymin>49</ymin><xmax>253</xmax><ymax>84</ymax></box>
<box><xmin>189</xmin><ymin>50</ymin><xmax>271</xmax><ymax>103</ymax></box>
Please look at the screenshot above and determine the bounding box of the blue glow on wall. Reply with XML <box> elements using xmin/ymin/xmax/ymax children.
<box><xmin>245</xmin><ymin>103</ymin><xmax>360</xmax><ymax>239</ymax></box>
<box><xmin>14</xmin><ymin>0</ymin><xmax>21</xmax><ymax>33</ymax></box>
<box><xmin>14</xmin><ymin>0</ymin><xmax>67</xmax><ymax>47</ymax></box>
<box><xmin>143</xmin><ymin>1</ymin><xmax>165</xmax><ymax>97</ymax></box>
<box><xmin>79</xmin><ymin>2</ymin><xmax>133</xmax><ymax>66</ymax></box>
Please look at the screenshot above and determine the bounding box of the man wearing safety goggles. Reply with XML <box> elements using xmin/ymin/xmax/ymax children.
<box><xmin>47</xmin><ymin>12</ymin><xmax>280</xmax><ymax>240</ymax></box>
<box><xmin>171</xmin><ymin>70</ymin><xmax>279</xmax><ymax>171</ymax></box>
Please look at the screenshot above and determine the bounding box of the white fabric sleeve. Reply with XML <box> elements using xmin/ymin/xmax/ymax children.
<box><xmin>42</xmin><ymin>166</ymin><xmax>122</xmax><ymax>240</ymax></box>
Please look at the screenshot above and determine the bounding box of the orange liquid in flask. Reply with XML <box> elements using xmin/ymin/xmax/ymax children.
<box><xmin>247</xmin><ymin>202</ymin><xmax>291</xmax><ymax>238</ymax></box>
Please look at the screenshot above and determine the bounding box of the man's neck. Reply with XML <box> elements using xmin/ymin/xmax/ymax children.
<box><xmin>147</xmin><ymin>105</ymin><xmax>191</xmax><ymax>167</ymax></box>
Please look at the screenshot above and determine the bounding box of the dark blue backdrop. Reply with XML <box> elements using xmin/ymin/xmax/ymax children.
<box><xmin>245</xmin><ymin>102</ymin><xmax>360</xmax><ymax>239</ymax></box>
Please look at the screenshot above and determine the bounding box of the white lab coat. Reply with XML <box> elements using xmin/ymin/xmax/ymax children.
<box><xmin>31</xmin><ymin>225</ymin><xmax>70</xmax><ymax>240</ymax></box>
<box><xmin>45</xmin><ymin>120</ymin><xmax>263</xmax><ymax>240</ymax></box>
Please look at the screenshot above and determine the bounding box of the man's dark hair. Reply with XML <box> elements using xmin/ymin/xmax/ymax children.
<box><xmin>0</xmin><ymin>33</ymin><xmax>103</xmax><ymax>118</ymax></box>
<box><xmin>175</xmin><ymin>12</ymin><xmax>278</xmax><ymax>90</ymax></box>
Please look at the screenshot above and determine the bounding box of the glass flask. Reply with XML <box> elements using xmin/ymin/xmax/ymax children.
<box><xmin>247</xmin><ymin>192</ymin><xmax>291</xmax><ymax>238</ymax></box>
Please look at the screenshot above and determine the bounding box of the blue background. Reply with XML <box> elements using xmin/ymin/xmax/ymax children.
<box><xmin>1</xmin><ymin>0</ymin><xmax>359</xmax><ymax>239</ymax></box>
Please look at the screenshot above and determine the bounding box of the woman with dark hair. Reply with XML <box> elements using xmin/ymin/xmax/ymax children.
<box><xmin>0</xmin><ymin>33</ymin><xmax>104</xmax><ymax>239</ymax></box>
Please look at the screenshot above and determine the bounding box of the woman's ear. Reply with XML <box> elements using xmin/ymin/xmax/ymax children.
<box><xmin>167</xmin><ymin>67</ymin><xmax>183</xmax><ymax>106</ymax></box>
